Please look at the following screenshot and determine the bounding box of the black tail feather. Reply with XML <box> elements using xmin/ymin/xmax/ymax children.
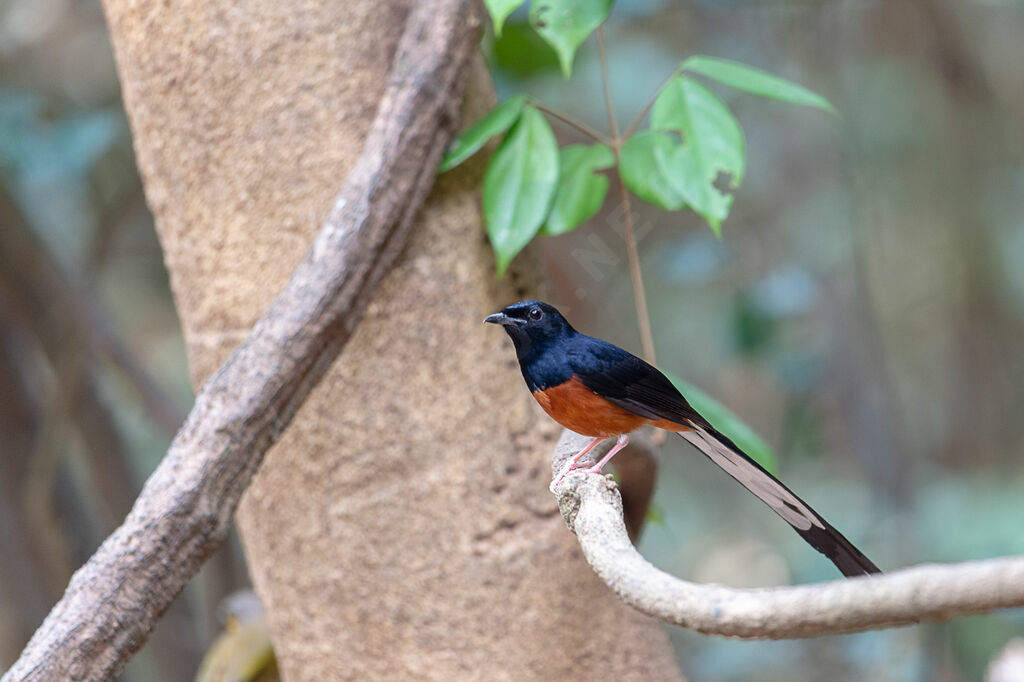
<box><xmin>677</xmin><ymin>427</ymin><xmax>880</xmax><ymax>578</ymax></box>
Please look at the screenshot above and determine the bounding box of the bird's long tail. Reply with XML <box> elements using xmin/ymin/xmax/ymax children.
<box><xmin>676</xmin><ymin>425</ymin><xmax>881</xmax><ymax>577</ymax></box>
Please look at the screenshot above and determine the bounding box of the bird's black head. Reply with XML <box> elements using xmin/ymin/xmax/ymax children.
<box><xmin>484</xmin><ymin>300</ymin><xmax>574</xmax><ymax>357</ymax></box>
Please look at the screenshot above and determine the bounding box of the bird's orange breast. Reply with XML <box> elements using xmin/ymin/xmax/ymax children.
<box><xmin>532</xmin><ymin>375</ymin><xmax>691</xmax><ymax>438</ymax></box>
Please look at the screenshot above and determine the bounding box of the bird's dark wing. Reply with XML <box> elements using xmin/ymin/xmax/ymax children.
<box><xmin>568</xmin><ymin>336</ymin><xmax>708</xmax><ymax>428</ymax></box>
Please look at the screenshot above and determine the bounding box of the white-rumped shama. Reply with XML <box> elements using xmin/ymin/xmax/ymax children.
<box><xmin>485</xmin><ymin>300</ymin><xmax>880</xmax><ymax>578</ymax></box>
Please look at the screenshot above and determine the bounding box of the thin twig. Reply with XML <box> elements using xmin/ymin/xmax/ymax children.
<box><xmin>532</xmin><ymin>102</ymin><xmax>612</xmax><ymax>146</ymax></box>
<box><xmin>614</xmin><ymin>172</ymin><xmax>656</xmax><ymax>363</ymax></box>
<box><xmin>623</xmin><ymin>70</ymin><xmax>678</xmax><ymax>139</ymax></box>
<box><xmin>596</xmin><ymin>26</ymin><xmax>620</xmax><ymax>143</ymax></box>
<box><xmin>550</xmin><ymin>430</ymin><xmax>1024</xmax><ymax>638</ymax></box>
<box><xmin>595</xmin><ymin>24</ymin><xmax>656</xmax><ymax>363</ymax></box>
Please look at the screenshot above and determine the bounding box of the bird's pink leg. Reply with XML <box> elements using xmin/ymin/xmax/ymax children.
<box><xmin>584</xmin><ymin>433</ymin><xmax>630</xmax><ymax>474</ymax></box>
<box><xmin>553</xmin><ymin>436</ymin><xmax>606</xmax><ymax>487</ymax></box>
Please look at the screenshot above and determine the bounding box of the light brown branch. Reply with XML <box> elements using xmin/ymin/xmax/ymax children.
<box><xmin>595</xmin><ymin>26</ymin><xmax>620</xmax><ymax>141</ymax></box>
<box><xmin>551</xmin><ymin>430</ymin><xmax>1024</xmax><ymax>638</ymax></box>
<box><xmin>594</xmin><ymin>24</ymin><xmax>656</xmax><ymax>363</ymax></box>
<box><xmin>613</xmin><ymin>170</ymin><xmax>656</xmax><ymax>363</ymax></box>
<box><xmin>0</xmin><ymin>2</ymin><xmax>480</xmax><ymax>680</ymax></box>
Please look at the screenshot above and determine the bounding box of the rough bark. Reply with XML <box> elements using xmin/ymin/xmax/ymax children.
<box><xmin>99</xmin><ymin>0</ymin><xmax>683</xmax><ymax>681</ymax></box>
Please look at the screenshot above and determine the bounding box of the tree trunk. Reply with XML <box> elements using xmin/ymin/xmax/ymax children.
<box><xmin>101</xmin><ymin>1</ymin><xmax>682</xmax><ymax>679</ymax></box>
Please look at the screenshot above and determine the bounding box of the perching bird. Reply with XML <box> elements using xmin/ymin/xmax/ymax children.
<box><xmin>485</xmin><ymin>300</ymin><xmax>880</xmax><ymax>578</ymax></box>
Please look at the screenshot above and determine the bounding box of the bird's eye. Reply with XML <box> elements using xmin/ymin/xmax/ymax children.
<box><xmin>529</xmin><ymin>307</ymin><xmax>543</xmax><ymax>321</ymax></box>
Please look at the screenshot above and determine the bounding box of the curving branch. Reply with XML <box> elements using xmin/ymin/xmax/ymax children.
<box><xmin>1</xmin><ymin>2</ymin><xmax>480</xmax><ymax>680</ymax></box>
<box><xmin>551</xmin><ymin>430</ymin><xmax>1024</xmax><ymax>638</ymax></box>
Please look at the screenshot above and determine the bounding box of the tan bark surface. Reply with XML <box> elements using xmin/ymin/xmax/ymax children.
<box><xmin>102</xmin><ymin>1</ymin><xmax>683</xmax><ymax>679</ymax></box>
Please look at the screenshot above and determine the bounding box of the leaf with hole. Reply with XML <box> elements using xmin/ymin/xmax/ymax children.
<box><xmin>618</xmin><ymin>131</ymin><xmax>687</xmax><ymax>211</ymax></box>
<box><xmin>439</xmin><ymin>95</ymin><xmax>527</xmax><ymax>172</ymax></box>
<box><xmin>652</xmin><ymin>76</ymin><xmax>744</xmax><ymax>235</ymax></box>
<box><xmin>682</xmin><ymin>56</ymin><xmax>836</xmax><ymax>114</ymax></box>
<box><xmin>529</xmin><ymin>0</ymin><xmax>614</xmax><ymax>78</ymax></box>
<box><xmin>484</xmin><ymin>0</ymin><xmax>527</xmax><ymax>37</ymax></box>
<box><xmin>664</xmin><ymin>372</ymin><xmax>778</xmax><ymax>474</ymax></box>
<box><xmin>483</xmin><ymin>106</ymin><xmax>559</xmax><ymax>275</ymax></box>
<box><xmin>541</xmin><ymin>143</ymin><xmax>614</xmax><ymax>236</ymax></box>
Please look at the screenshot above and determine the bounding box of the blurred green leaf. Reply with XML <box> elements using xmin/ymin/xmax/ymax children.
<box><xmin>484</xmin><ymin>0</ymin><xmax>527</xmax><ymax>37</ymax></box>
<box><xmin>645</xmin><ymin>503</ymin><xmax>666</xmax><ymax>526</ymax></box>
<box><xmin>682</xmin><ymin>56</ymin><xmax>837</xmax><ymax>115</ymax></box>
<box><xmin>618</xmin><ymin>131</ymin><xmax>686</xmax><ymax>211</ymax></box>
<box><xmin>540</xmin><ymin>143</ymin><xmax>614</xmax><ymax>236</ymax></box>
<box><xmin>665</xmin><ymin>371</ymin><xmax>778</xmax><ymax>474</ymax></box>
<box><xmin>483</xmin><ymin>106</ymin><xmax>559</xmax><ymax>275</ymax></box>
<box><xmin>652</xmin><ymin>76</ymin><xmax>744</xmax><ymax>236</ymax></box>
<box><xmin>489</xmin><ymin>21</ymin><xmax>562</xmax><ymax>78</ymax></box>
<box><xmin>529</xmin><ymin>0</ymin><xmax>614</xmax><ymax>78</ymax></box>
<box><xmin>733</xmin><ymin>292</ymin><xmax>777</xmax><ymax>356</ymax></box>
<box><xmin>439</xmin><ymin>95</ymin><xmax>527</xmax><ymax>172</ymax></box>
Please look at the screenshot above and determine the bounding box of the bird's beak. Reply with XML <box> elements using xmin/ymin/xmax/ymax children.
<box><xmin>484</xmin><ymin>312</ymin><xmax>520</xmax><ymax>326</ymax></box>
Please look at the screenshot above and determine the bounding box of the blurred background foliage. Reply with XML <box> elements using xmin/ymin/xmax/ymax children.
<box><xmin>0</xmin><ymin>0</ymin><xmax>1022</xmax><ymax>681</ymax></box>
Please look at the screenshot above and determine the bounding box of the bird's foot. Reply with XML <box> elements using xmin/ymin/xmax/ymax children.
<box><xmin>551</xmin><ymin>462</ymin><xmax>580</xmax><ymax>490</ymax></box>
<box><xmin>550</xmin><ymin>434</ymin><xmax>630</xmax><ymax>491</ymax></box>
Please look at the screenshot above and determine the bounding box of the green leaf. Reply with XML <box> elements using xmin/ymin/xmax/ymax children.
<box><xmin>664</xmin><ymin>372</ymin><xmax>778</xmax><ymax>474</ymax></box>
<box><xmin>490</xmin><ymin>21</ymin><xmax>562</xmax><ymax>77</ymax></box>
<box><xmin>682</xmin><ymin>55</ymin><xmax>836</xmax><ymax>115</ymax></box>
<box><xmin>483</xmin><ymin>106</ymin><xmax>559</xmax><ymax>275</ymax></box>
<box><xmin>652</xmin><ymin>76</ymin><xmax>744</xmax><ymax>235</ymax></box>
<box><xmin>618</xmin><ymin>131</ymin><xmax>686</xmax><ymax>211</ymax></box>
<box><xmin>439</xmin><ymin>95</ymin><xmax>527</xmax><ymax>172</ymax></box>
<box><xmin>529</xmin><ymin>0</ymin><xmax>614</xmax><ymax>78</ymax></box>
<box><xmin>485</xmin><ymin>0</ymin><xmax>527</xmax><ymax>37</ymax></box>
<box><xmin>540</xmin><ymin>143</ymin><xmax>614</xmax><ymax>236</ymax></box>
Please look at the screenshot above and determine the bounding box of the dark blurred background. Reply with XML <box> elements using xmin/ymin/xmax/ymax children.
<box><xmin>1</xmin><ymin>0</ymin><xmax>1022</xmax><ymax>680</ymax></box>
<box><xmin>0</xmin><ymin>1</ymin><xmax>248</xmax><ymax>680</ymax></box>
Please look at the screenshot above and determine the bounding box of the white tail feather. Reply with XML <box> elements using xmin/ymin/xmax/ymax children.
<box><xmin>679</xmin><ymin>425</ymin><xmax>823</xmax><ymax>532</ymax></box>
